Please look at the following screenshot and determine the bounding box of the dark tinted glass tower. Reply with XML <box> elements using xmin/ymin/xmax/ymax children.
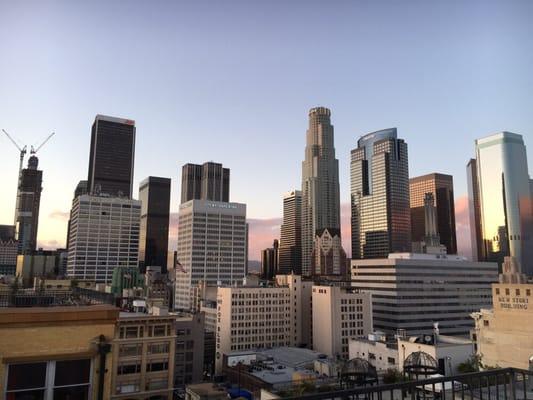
<box><xmin>139</xmin><ymin>177</ymin><xmax>171</xmax><ymax>273</ymax></box>
<box><xmin>410</xmin><ymin>173</ymin><xmax>457</xmax><ymax>254</ymax></box>
<box><xmin>16</xmin><ymin>155</ymin><xmax>43</xmax><ymax>254</ymax></box>
<box><xmin>180</xmin><ymin>162</ymin><xmax>229</xmax><ymax>204</ymax></box>
<box><xmin>301</xmin><ymin>107</ymin><xmax>341</xmax><ymax>276</ymax></box>
<box><xmin>278</xmin><ymin>190</ymin><xmax>302</xmax><ymax>274</ymax></box>
<box><xmin>351</xmin><ymin>128</ymin><xmax>411</xmax><ymax>259</ymax></box>
<box><xmin>87</xmin><ymin>115</ymin><xmax>135</xmax><ymax>198</ymax></box>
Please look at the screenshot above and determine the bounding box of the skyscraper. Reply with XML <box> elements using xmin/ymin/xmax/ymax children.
<box><xmin>15</xmin><ymin>155</ymin><xmax>43</xmax><ymax>254</ymax></box>
<box><xmin>67</xmin><ymin>194</ymin><xmax>141</xmax><ymax>283</ymax></box>
<box><xmin>467</xmin><ymin>132</ymin><xmax>533</xmax><ymax>274</ymax></box>
<box><xmin>260</xmin><ymin>239</ymin><xmax>279</xmax><ymax>280</ymax></box>
<box><xmin>139</xmin><ymin>176</ymin><xmax>171</xmax><ymax>273</ymax></box>
<box><xmin>350</xmin><ymin>128</ymin><xmax>411</xmax><ymax>259</ymax></box>
<box><xmin>301</xmin><ymin>107</ymin><xmax>341</xmax><ymax>276</ymax></box>
<box><xmin>467</xmin><ymin>159</ymin><xmax>483</xmax><ymax>261</ymax></box>
<box><xmin>410</xmin><ymin>173</ymin><xmax>457</xmax><ymax>254</ymax></box>
<box><xmin>66</xmin><ymin>180</ymin><xmax>89</xmax><ymax>251</ymax></box>
<box><xmin>87</xmin><ymin>114</ymin><xmax>136</xmax><ymax>198</ymax></box>
<box><xmin>174</xmin><ymin>199</ymin><xmax>247</xmax><ymax>311</ymax></box>
<box><xmin>278</xmin><ymin>190</ymin><xmax>302</xmax><ymax>274</ymax></box>
<box><xmin>180</xmin><ymin>162</ymin><xmax>229</xmax><ymax>204</ymax></box>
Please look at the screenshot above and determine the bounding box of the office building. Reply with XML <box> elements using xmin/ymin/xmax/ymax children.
<box><xmin>111</xmin><ymin>311</ymin><xmax>176</xmax><ymax>399</ymax></box>
<box><xmin>312</xmin><ymin>285</ymin><xmax>373</xmax><ymax>360</ymax></box>
<box><xmin>15</xmin><ymin>155</ymin><xmax>43</xmax><ymax>254</ymax></box>
<box><xmin>139</xmin><ymin>176</ymin><xmax>171</xmax><ymax>273</ymax></box>
<box><xmin>351</xmin><ymin>253</ymin><xmax>498</xmax><ymax>336</ymax></box>
<box><xmin>411</xmin><ymin>193</ymin><xmax>447</xmax><ymax>255</ymax></box>
<box><xmin>260</xmin><ymin>239</ymin><xmax>279</xmax><ymax>280</ymax></box>
<box><xmin>180</xmin><ymin>162</ymin><xmax>230</xmax><ymax>204</ymax></box>
<box><xmin>66</xmin><ymin>180</ymin><xmax>89</xmax><ymax>251</ymax></box>
<box><xmin>87</xmin><ymin>114</ymin><xmax>136</xmax><ymax>198</ymax></box>
<box><xmin>410</xmin><ymin>173</ymin><xmax>457</xmax><ymax>254</ymax></box>
<box><xmin>467</xmin><ymin>159</ymin><xmax>483</xmax><ymax>261</ymax></box>
<box><xmin>0</xmin><ymin>225</ymin><xmax>17</xmax><ymax>276</ymax></box>
<box><xmin>351</xmin><ymin>128</ymin><xmax>411</xmax><ymax>259</ymax></box>
<box><xmin>301</xmin><ymin>107</ymin><xmax>341</xmax><ymax>276</ymax></box>
<box><xmin>472</xmin><ymin>257</ymin><xmax>533</xmax><ymax>369</ymax></box>
<box><xmin>174</xmin><ymin>200</ymin><xmax>247</xmax><ymax>311</ymax></box>
<box><xmin>0</xmin><ymin>304</ymin><xmax>119</xmax><ymax>399</ymax></box>
<box><xmin>278</xmin><ymin>190</ymin><xmax>302</xmax><ymax>274</ymax></box>
<box><xmin>67</xmin><ymin>194</ymin><xmax>141</xmax><ymax>283</ymax></box>
<box><xmin>311</xmin><ymin>228</ymin><xmax>347</xmax><ymax>277</ymax></box>
<box><xmin>467</xmin><ymin>132</ymin><xmax>533</xmax><ymax>275</ymax></box>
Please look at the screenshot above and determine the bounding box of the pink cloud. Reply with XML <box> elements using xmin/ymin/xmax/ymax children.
<box><xmin>49</xmin><ymin>210</ymin><xmax>70</xmax><ymax>221</ymax></box>
<box><xmin>455</xmin><ymin>194</ymin><xmax>472</xmax><ymax>259</ymax></box>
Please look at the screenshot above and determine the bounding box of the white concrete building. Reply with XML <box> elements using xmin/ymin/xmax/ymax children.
<box><xmin>312</xmin><ymin>285</ymin><xmax>373</xmax><ymax>360</ymax></box>
<box><xmin>66</xmin><ymin>194</ymin><xmax>141</xmax><ymax>283</ymax></box>
<box><xmin>174</xmin><ymin>199</ymin><xmax>247</xmax><ymax>311</ymax></box>
<box><xmin>349</xmin><ymin>332</ymin><xmax>399</xmax><ymax>371</ymax></box>
<box><xmin>351</xmin><ymin>253</ymin><xmax>498</xmax><ymax>336</ymax></box>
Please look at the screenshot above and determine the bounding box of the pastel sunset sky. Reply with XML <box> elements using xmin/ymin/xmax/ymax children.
<box><xmin>1</xmin><ymin>1</ymin><xmax>532</xmax><ymax>261</ymax></box>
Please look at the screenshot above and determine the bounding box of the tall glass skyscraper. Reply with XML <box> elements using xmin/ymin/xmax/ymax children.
<box><xmin>468</xmin><ymin>132</ymin><xmax>533</xmax><ymax>274</ymax></box>
<box><xmin>301</xmin><ymin>107</ymin><xmax>341</xmax><ymax>276</ymax></box>
<box><xmin>180</xmin><ymin>162</ymin><xmax>230</xmax><ymax>204</ymax></box>
<box><xmin>351</xmin><ymin>128</ymin><xmax>411</xmax><ymax>259</ymax></box>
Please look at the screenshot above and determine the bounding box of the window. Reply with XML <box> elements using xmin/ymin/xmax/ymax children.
<box><xmin>6</xmin><ymin>359</ymin><xmax>91</xmax><ymax>400</ymax></box>
<box><xmin>483</xmin><ymin>320</ymin><xmax>489</xmax><ymax>327</ymax></box>
<box><xmin>146</xmin><ymin>361</ymin><xmax>168</xmax><ymax>372</ymax></box>
<box><xmin>368</xmin><ymin>352</ymin><xmax>376</xmax><ymax>360</ymax></box>
<box><xmin>388</xmin><ymin>357</ymin><xmax>395</xmax><ymax>364</ymax></box>
<box><xmin>116</xmin><ymin>382</ymin><xmax>140</xmax><ymax>394</ymax></box>
<box><xmin>148</xmin><ymin>342</ymin><xmax>170</xmax><ymax>355</ymax></box>
<box><xmin>119</xmin><ymin>344</ymin><xmax>142</xmax><ymax>357</ymax></box>
<box><xmin>118</xmin><ymin>363</ymin><xmax>141</xmax><ymax>375</ymax></box>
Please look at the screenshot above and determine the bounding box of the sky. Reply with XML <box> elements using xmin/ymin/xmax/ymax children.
<box><xmin>1</xmin><ymin>0</ymin><xmax>532</xmax><ymax>261</ymax></box>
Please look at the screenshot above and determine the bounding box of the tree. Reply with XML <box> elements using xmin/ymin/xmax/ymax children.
<box><xmin>383</xmin><ymin>368</ymin><xmax>405</xmax><ymax>384</ymax></box>
<box><xmin>457</xmin><ymin>354</ymin><xmax>483</xmax><ymax>373</ymax></box>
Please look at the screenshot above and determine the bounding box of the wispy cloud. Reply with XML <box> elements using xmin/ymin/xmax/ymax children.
<box><xmin>49</xmin><ymin>210</ymin><xmax>70</xmax><ymax>221</ymax></box>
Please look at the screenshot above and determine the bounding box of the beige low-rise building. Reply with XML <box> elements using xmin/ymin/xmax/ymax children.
<box><xmin>111</xmin><ymin>311</ymin><xmax>176</xmax><ymax>399</ymax></box>
<box><xmin>312</xmin><ymin>285</ymin><xmax>373</xmax><ymax>360</ymax></box>
<box><xmin>472</xmin><ymin>257</ymin><xmax>533</xmax><ymax>369</ymax></box>
<box><xmin>0</xmin><ymin>305</ymin><xmax>118</xmax><ymax>399</ymax></box>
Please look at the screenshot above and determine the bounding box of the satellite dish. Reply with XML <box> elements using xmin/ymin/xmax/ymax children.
<box><xmin>424</xmin><ymin>335</ymin><xmax>433</xmax><ymax>343</ymax></box>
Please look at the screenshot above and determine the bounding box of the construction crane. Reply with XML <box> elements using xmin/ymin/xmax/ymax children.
<box><xmin>30</xmin><ymin>131</ymin><xmax>55</xmax><ymax>155</ymax></box>
<box><xmin>2</xmin><ymin>129</ymin><xmax>55</xmax><ymax>225</ymax></box>
<box><xmin>2</xmin><ymin>129</ymin><xmax>27</xmax><ymax>225</ymax></box>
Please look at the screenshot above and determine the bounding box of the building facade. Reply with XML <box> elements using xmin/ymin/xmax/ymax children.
<box><xmin>139</xmin><ymin>176</ymin><xmax>171</xmax><ymax>274</ymax></box>
<box><xmin>15</xmin><ymin>155</ymin><xmax>42</xmax><ymax>254</ymax></box>
<box><xmin>0</xmin><ymin>225</ymin><xmax>17</xmax><ymax>276</ymax></box>
<box><xmin>174</xmin><ymin>313</ymin><xmax>205</xmax><ymax>387</ymax></box>
<box><xmin>67</xmin><ymin>194</ymin><xmax>141</xmax><ymax>283</ymax></box>
<box><xmin>174</xmin><ymin>200</ymin><xmax>247</xmax><ymax>311</ymax></box>
<box><xmin>410</xmin><ymin>173</ymin><xmax>457</xmax><ymax>254</ymax></box>
<box><xmin>351</xmin><ymin>253</ymin><xmax>498</xmax><ymax>336</ymax></box>
<box><xmin>0</xmin><ymin>305</ymin><xmax>118</xmax><ymax>400</ymax></box>
<box><xmin>301</xmin><ymin>107</ymin><xmax>341</xmax><ymax>276</ymax></box>
<box><xmin>16</xmin><ymin>251</ymin><xmax>61</xmax><ymax>286</ymax></box>
<box><xmin>215</xmin><ymin>286</ymin><xmax>292</xmax><ymax>372</ymax></box>
<box><xmin>112</xmin><ymin>312</ymin><xmax>176</xmax><ymax>399</ymax></box>
<box><xmin>472</xmin><ymin>257</ymin><xmax>533</xmax><ymax>370</ymax></box>
<box><xmin>180</xmin><ymin>162</ymin><xmax>230</xmax><ymax>204</ymax></box>
<box><xmin>278</xmin><ymin>190</ymin><xmax>302</xmax><ymax>274</ymax></box>
<box><xmin>351</xmin><ymin>128</ymin><xmax>411</xmax><ymax>259</ymax></box>
<box><xmin>311</xmin><ymin>285</ymin><xmax>373</xmax><ymax>360</ymax></box>
<box><xmin>88</xmin><ymin>114</ymin><xmax>136</xmax><ymax>198</ymax></box>
<box><xmin>468</xmin><ymin>132</ymin><xmax>533</xmax><ymax>274</ymax></box>
<box><xmin>311</xmin><ymin>228</ymin><xmax>347</xmax><ymax>277</ymax></box>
